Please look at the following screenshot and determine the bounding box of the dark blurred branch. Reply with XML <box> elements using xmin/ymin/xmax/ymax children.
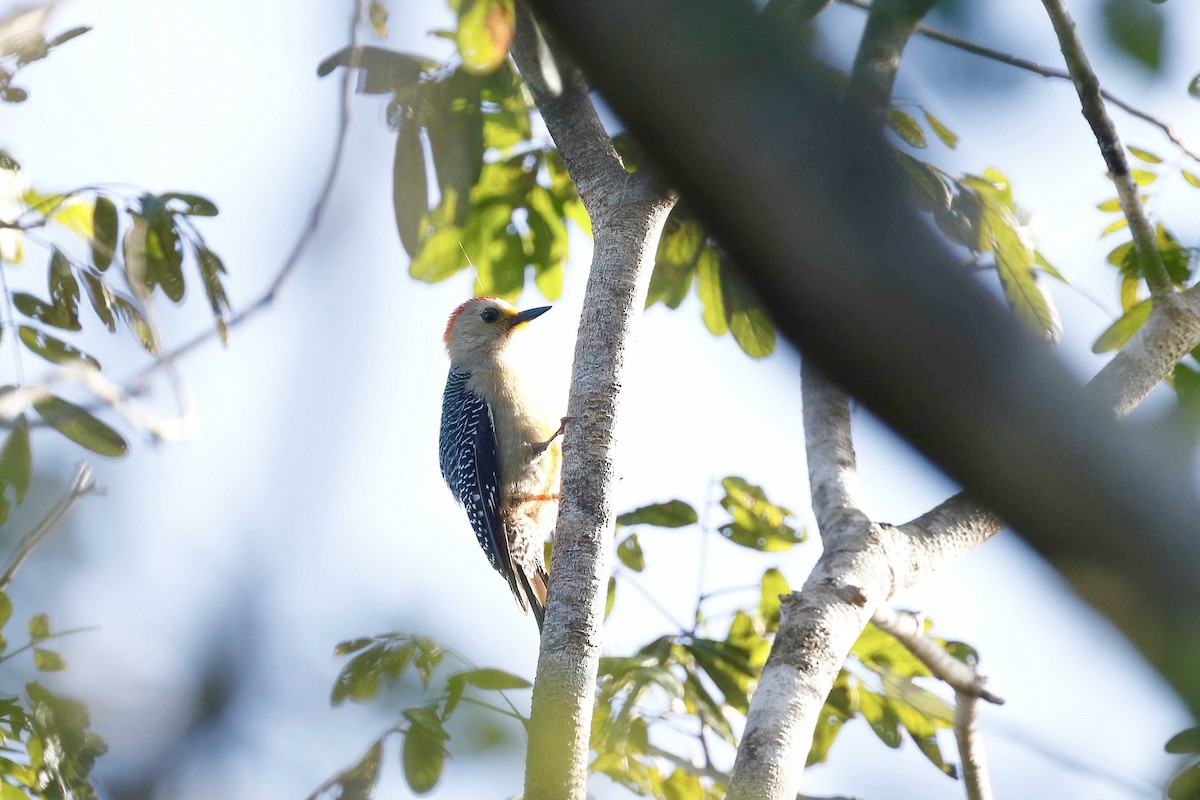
<box><xmin>1040</xmin><ymin>0</ymin><xmax>1169</xmax><ymax>296</ymax></box>
<box><xmin>0</xmin><ymin>462</ymin><xmax>102</xmax><ymax>592</ymax></box>
<box><xmin>835</xmin><ymin>0</ymin><xmax>1200</xmax><ymax>164</ymax></box>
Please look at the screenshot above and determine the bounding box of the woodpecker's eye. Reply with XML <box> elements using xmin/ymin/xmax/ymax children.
<box><xmin>480</xmin><ymin>307</ymin><xmax>501</xmax><ymax>324</ymax></box>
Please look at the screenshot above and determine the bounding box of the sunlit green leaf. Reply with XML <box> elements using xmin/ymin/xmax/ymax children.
<box><xmin>759</xmin><ymin>568</ymin><xmax>789</xmax><ymax>631</ymax></box>
<box><xmin>80</xmin><ymin>272</ymin><xmax>115</xmax><ymax>331</ymax></box>
<box><xmin>696</xmin><ymin>247</ymin><xmax>727</xmax><ymax>336</ymax></box>
<box><xmin>196</xmin><ymin>246</ymin><xmax>231</xmax><ymax>344</ymax></box>
<box><xmin>113</xmin><ymin>295</ymin><xmax>158</xmax><ymax>355</ymax></box>
<box><xmin>1167</xmin><ymin>726</ymin><xmax>1200</xmax><ymax>754</ymax></box>
<box><xmin>33</xmin><ymin>649</ymin><xmax>66</xmax><ymax>672</ymax></box>
<box><xmin>1096</xmin><ymin>197</ymin><xmax>1122</xmax><ymax>212</ymax></box>
<box><xmin>858</xmin><ymin>687</ymin><xmax>902</xmax><ymax>748</ymax></box>
<box><xmin>0</xmin><ymin>592</ymin><xmax>11</xmax><ymax>629</ymax></box>
<box><xmin>453</xmin><ymin>667</ymin><xmax>531</xmax><ymax>690</ymax></box>
<box><xmin>616</xmin><ymin>534</ymin><xmax>646</xmax><ymax>572</ymax></box>
<box><xmin>894</xmin><ymin>151</ymin><xmax>952</xmax><ymax>214</ymax></box>
<box><xmin>1093</xmin><ymin>298</ymin><xmax>1152</xmax><ymax>353</ymax></box>
<box><xmin>401</xmin><ymin>706</ymin><xmax>450</xmax><ymax>794</ymax></box>
<box><xmin>921</xmin><ymin>108</ymin><xmax>957</xmax><ymax>149</ymax></box>
<box><xmin>886</xmin><ymin>108</ymin><xmax>926</xmax><ymax>149</ymax></box>
<box><xmin>1127</xmin><ymin>146</ymin><xmax>1162</xmax><ymax>164</ymax></box>
<box><xmin>605</xmin><ymin>576</ymin><xmax>616</xmax><ymax>620</ymax></box>
<box><xmin>1183</xmin><ymin>169</ymin><xmax>1200</xmax><ymax>189</ymax></box>
<box><xmin>616</xmin><ymin>500</ymin><xmax>697</xmax><ymax>529</ymax></box>
<box><xmin>718</xmin><ymin>476</ymin><xmax>803</xmax><ymax>551</ymax></box>
<box><xmin>91</xmin><ymin>195</ymin><xmax>117</xmax><ymax>271</ymax></box>
<box><xmin>1131</xmin><ymin>169</ymin><xmax>1157</xmax><ymax>186</ymax></box>
<box><xmin>28</xmin><ymin>614</ymin><xmax>50</xmax><ymax>641</ymax></box>
<box><xmin>426</xmin><ymin>68</ymin><xmax>484</xmax><ymax>226</ymax></box>
<box><xmin>0</xmin><ymin>416</ymin><xmax>31</xmax><ymax>527</ymax></box>
<box><xmin>1099</xmin><ymin>217</ymin><xmax>1128</xmax><ymax>237</ymax></box>
<box><xmin>369</xmin><ymin>1</ymin><xmax>389</xmax><ymax>37</ymax></box>
<box><xmin>457</xmin><ymin>0</ymin><xmax>515</xmax><ymax>74</ymax></box>
<box><xmin>18</xmin><ymin>326</ymin><xmax>99</xmax><ymax>370</ymax></box>
<box><xmin>33</xmin><ymin>394</ymin><xmax>127</xmax><ymax>457</ymax></box>
<box><xmin>1190</xmin><ymin>73</ymin><xmax>1200</xmax><ymax>99</ymax></box>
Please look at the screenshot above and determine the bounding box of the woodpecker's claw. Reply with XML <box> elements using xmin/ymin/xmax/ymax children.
<box><xmin>531</xmin><ymin>416</ymin><xmax>576</xmax><ymax>457</ymax></box>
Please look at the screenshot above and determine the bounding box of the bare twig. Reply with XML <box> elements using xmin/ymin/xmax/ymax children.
<box><xmin>1040</xmin><ymin>0</ymin><xmax>1169</xmax><ymax>296</ymax></box>
<box><xmin>870</xmin><ymin>604</ymin><xmax>1003</xmax><ymax>704</ymax></box>
<box><xmin>871</xmin><ymin>604</ymin><xmax>999</xmax><ymax>799</ymax></box>
<box><xmin>0</xmin><ymin>462</ymin><xmax>102</xmax><ymax>592</ymax></box>
<box><xmin>122</xmin><ymin>0</ymin><xmax>369</xmax><ymax>395</ymax></box>
<box><xmin>834</xmin><ymin>0</ymin><xmax>1200</xmax><ymax>165</ymax></box>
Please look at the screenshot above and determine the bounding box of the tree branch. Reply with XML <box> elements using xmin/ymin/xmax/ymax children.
<box><xmin>802</xmin><ymin>361</ymin><xmax>868</xmax><ymax>538</ymax></box>
<box><xmin>511</xmin><ymin>8</ymin><xmax>677</xmax><ymax>799</ymax></box>
<box><xmin>0</xmin><ymin>462</ymin><xmax>102</xmax><ymax>593</ymax></box>
<box><xmin>1039</xmin><ymin>0</ymin><xmax>1170</xmax><ymax>296</ymax></box>
<box><xmin>834</xmin><ymin>0</ymin><xmax>1200</xmax><ymax>165</ymax></box>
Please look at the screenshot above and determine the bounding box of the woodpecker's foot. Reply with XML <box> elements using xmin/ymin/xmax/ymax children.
<box><xmin>530</xmin><ymin>416</ymin><xmax>576</xmax><ymax>457</ymax></box>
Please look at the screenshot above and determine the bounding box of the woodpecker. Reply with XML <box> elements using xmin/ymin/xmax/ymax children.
<box><xmin>439</xmin><ymin>296</ymin><xmax>564</xmax><ymax>630</ymax></box>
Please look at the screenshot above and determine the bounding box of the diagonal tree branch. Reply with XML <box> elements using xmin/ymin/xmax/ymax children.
<box><xmin>511</xmin><ymin>7</ymin><xmax>677</xmax><ymax>799</ymax></box>
<box><xmin>835</xmin><ymin>0</ymin><xmax>1200</xmax><ymax>164</ymax></box>
<box><xmin>1040</xmin><ymin>0</ymin><xmax>1170</xmax><ymax>296</ymax></box>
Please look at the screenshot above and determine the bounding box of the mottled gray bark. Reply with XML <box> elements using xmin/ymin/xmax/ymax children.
<box><xmin>511</xmin><ymin>9</ymin><xmax>677</xmax><ymax>799</ymax></box>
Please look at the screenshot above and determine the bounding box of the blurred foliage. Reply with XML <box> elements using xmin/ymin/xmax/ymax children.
<box><xmin>1167</xmin><ymin>725</ymin><xmax>1200</xmax><ymax>800</ymax></box>
<box><xmin>0</xmin><ymin>21</ymin><xmax>231</xmax><ymax>528</ymax></box>
<box><xmin>322</xmin><ymin>481</ymin><xmax>981</xmax><ymax>798</ymax></box>
<box><xmin>1102</xmin><ymin>0</ymin><xmax>1165</xmax><ymax>72</ymax></box>
<box><xmin>0</xmin><ymin>596</ymin><xmax>106</xmax><ymax>800</ymax></box>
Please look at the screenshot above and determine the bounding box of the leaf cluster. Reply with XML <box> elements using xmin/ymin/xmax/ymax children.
<box><xmin>0</xmin><ymin>597</ymin><xmax>106</xmax><ymax>800</ymax></box>
<box><xmin>0</xmin><ymin>24</ymin><xmax>90</xmax><ymax>104</ymax></box>
<box><xmin>315</xmin><ymin>633</ymin><xmax>531</xmax><ymax>798</ymax></box>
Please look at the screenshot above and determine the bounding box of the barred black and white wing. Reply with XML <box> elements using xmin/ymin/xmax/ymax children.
<box><xmin>439</xmin><ymin>368</ymin><xmax>525</xmax><ymax>609</ymax></box>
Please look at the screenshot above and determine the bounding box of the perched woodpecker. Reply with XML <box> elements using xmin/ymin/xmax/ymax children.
<box><xmin>439</xmin><ymin>296</ymin><xmax>564</xmax><ymax>630</ymax></box>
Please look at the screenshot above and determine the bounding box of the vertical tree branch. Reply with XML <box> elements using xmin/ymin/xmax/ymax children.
<box><xmin>802</xmin><ymin>361</ymin><xmax>868</xmax><ymax>537</ymax></box>
<box><xmin>954</xmin><ymin>690</ymin><xmax>992</xmax><ymax>800</ymax></box>
<box><xmin>512</xmin><ymin>8</ymin><xmax>677</xmax><ymax>799</ymax></box>
<box><xmin>1039</xmin><ymin>0</ymin><xmax>1170</xmax><ymax>296</ymax></box>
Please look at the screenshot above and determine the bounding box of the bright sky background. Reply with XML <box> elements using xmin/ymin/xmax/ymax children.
<box><xmin>0</xmin><ymin>0</ymin><xmax>1198</xmax><ymax>798</ymax></box>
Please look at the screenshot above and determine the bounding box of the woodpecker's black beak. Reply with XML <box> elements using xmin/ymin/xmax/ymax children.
<box><xmin>511</xmin><ymin>305</ymin><xmax>551</xmax><ymax>326</ymax></box>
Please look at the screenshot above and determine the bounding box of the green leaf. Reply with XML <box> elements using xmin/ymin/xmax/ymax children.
<box><xmin>112</xmin><ymin>295</ymin><xmax>158</xmax><ymax>355</ymax></box>
<box><xmin>1096</xmin><ymin>197</ymin><xmax>1122</xmax><ymax>212</ymax></box>
<box><xmin>196</xmin><ymin>246</ymin><xmax>231</xmax><ymax>344</ymax></box>
<box><xmin>1167</xmin><ymin>726</ymin><xmax>1200</xmax><ymax>754</ymax></box>
<box><xmin>1168</xmin><ymin>762</ymin><xmax>1200</xmax><ymax>800</ymax></box>
<box><xmin>32</xmin><ymin>394</ymin><xmax>128</xmax><ymax>457</ymax></box>
<box><xmin>18</xmin><ymin>326</ymin><xmax>99</xmax><ymax>370</ymax></box>
<box><xmin>1102</xmin><ymin>0</ymin><xmax>1164</xmax><ymax>71</ymax></box>
<box><xmin>718</xmin><ymin>476</ymin><xmax>804</xmax><ymax>551</ymax></box>
<box><xmin>616</xmin><ymin>534</ymin><xmax>646</xmax><ymax>572</ymax></box>
<box><xmin>33</xmin><ymin>649</ymin><xmax>66</xmax><ymax>672</ymax></box>
<box><xmin>80</xmin><ymin>272</ymin><xmax>115</xmax><ymax>331</ymax></box>
<box><xmin>858</xmin><ymin>687</ymin><xmax>903</xmax><ymax>748</ymax></box>
<box><xmin>333</xmin><ymin>637</ymin><xmax>374</xmax><ymax>657</ymax></box>
<box><xmin>1183</xmin><ymin>169</ymin><xmax>1200</xmax><ymax>189</ymax></box>
<box><xmin>720</xmin><ymin>261</ymin><xmax>776</xmax><ymax>357</ymax></box>
<box><xmin>605</xmin><ymin>576</ymin><xmax>616</xmax><ymax>620</ymax></box>
<box><xmin>426</xmin><ymin>68</ymin><xmax>484</xmax><ymax>226</ymax></box>
<box><xmin>28</xmin><ymin>614</ymin><xmax>50</xmax><ymax>641</ymax></box>
<box><xmin>1092</xmin><ymin>298</ymin><xmax>1152</xmax><ymax>353</ymax></box>
<box><xmin>921</xmin><ymin>108</ymin><xmax>957</xmax><ymax>149</ymax></box>
<box><xmin>0</xmin><ymin>592</ymin><xmax>12</xmax><ymax>629</ymax></box>
<box><xmin>1131</xmin><ymin>168</ymin><xmax>1157</xmax><ymax>186</ymax></box>
<box><xmin>312</xmin><ymin>741</ymin><xmax>383</xmax><ymax>800</ymax></box>
<box><xmin>1190</xmin><ymin>73</ymin><xmax>1200</xmax><ymax>99</ymax></box>
<box><xmin>47</xmin><ymin>26</ymin><xmax>91</xmax><ymax>49</ymax></box>
<box><xmin>160</xmin><ymin>192</ymin><xmax>218</xmax><ymax>216</ymax></box>
<box><xmin>886</xmin><ymin>108</ymin><xmax>926</xmax><ymax>149</ymax></box>
<box><xmin>0</xmin><ymin>415</ymin><xmax>32</xmax><ymax>526</ymax></box>
<box><xmin>894</xmin><ymin>152</ymin><xmax>952</xmax><ymax>214</ymax></box>
<box><xmin>696</xmin><ymin>247</ymin><xmax>727</xmax><ymax>335</ymax></box>
<box><xmin>1128</xmin><ymin>146</ymin><xmax>1162</xmax><ymax>164</ymax></box>
<box><xmin>759</xmin><ymin>568</ymin><xmax>789</xmax><ymax>631</ymax></box>
<box><xmin>616</xmin><ymin>500</ymin><xmax>698</xmax><ymax>528</ymax></box>
<box><xmin>316</xmin><ymin>46</ymin><xmax>430</xmax><ymax>93</ymax></box>
<box><xmin>12</xmin><ymin>293</ymin><xmax>78</xmax><ymax>331</ymax></box>
<box><xmin>49</xmin><ymin>247</ymin><xmax>80</xmax><ymax>319</ymax></box>
<box><xmin>401</xmin><ymin>706</ymin><xmax>450</xmax><ymax>794</ymax></box>
<box><xmin>456</xmin><ymin>0</ymin><xmax>515</xmax><ymax>74</ymax></box>
<box><xmin>1099</xmin><ymin>217</ymin><xmax>1128</xmax><ymax>237</ymax></box>
<box><xmin>91</xmin><ymin>196</ymin><xmax>117</xmax><ymax>271</ymax></box>
<box><xmin>453</xmin><ymin>667</ymin><xmax>531</xmax><ymax>690</ymax></box>
<box><xmin>393</xmin><ymin>119</ymin><xmax>429</xmax><ymax>258</ymax></box>
<box><xmin>983</xmin><ymin>203</ymin><xmax>1062</xmax><ymax>343</ymax></box>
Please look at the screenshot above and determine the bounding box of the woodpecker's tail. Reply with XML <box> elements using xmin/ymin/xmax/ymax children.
<box><xmin>517</xmin><ymin>566</ymin><xmax>549</xmax><ymax>633</ymax></box>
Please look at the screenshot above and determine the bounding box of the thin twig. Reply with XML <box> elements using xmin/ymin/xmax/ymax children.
<box><xmin>0</xmin><ymin>463</ymin><xmax>103</xmax><ymax>592</ymax></box>
<box><xmin>0</xmin><ymin>624</ymin><xmax>102</xmax><ymax>664</ymax></box>
<box><xmin>954</xmin><ymin>689</ymin><xmax>993</xmax><ymax>800</ymax></box>
<box><xmin>834</xmin><ymin>0</ymin><xmax>1200</xmax><ymax>165</ymax></box>
<box><xmin>1039</xmin><ymin>0</ymin><xmax>1170</xmax><ymax>296</ymax></box>
<box><xmin>122</xmin><ymin>0</ymin><xmax>369</xmax><ymax>395</ymax></box>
